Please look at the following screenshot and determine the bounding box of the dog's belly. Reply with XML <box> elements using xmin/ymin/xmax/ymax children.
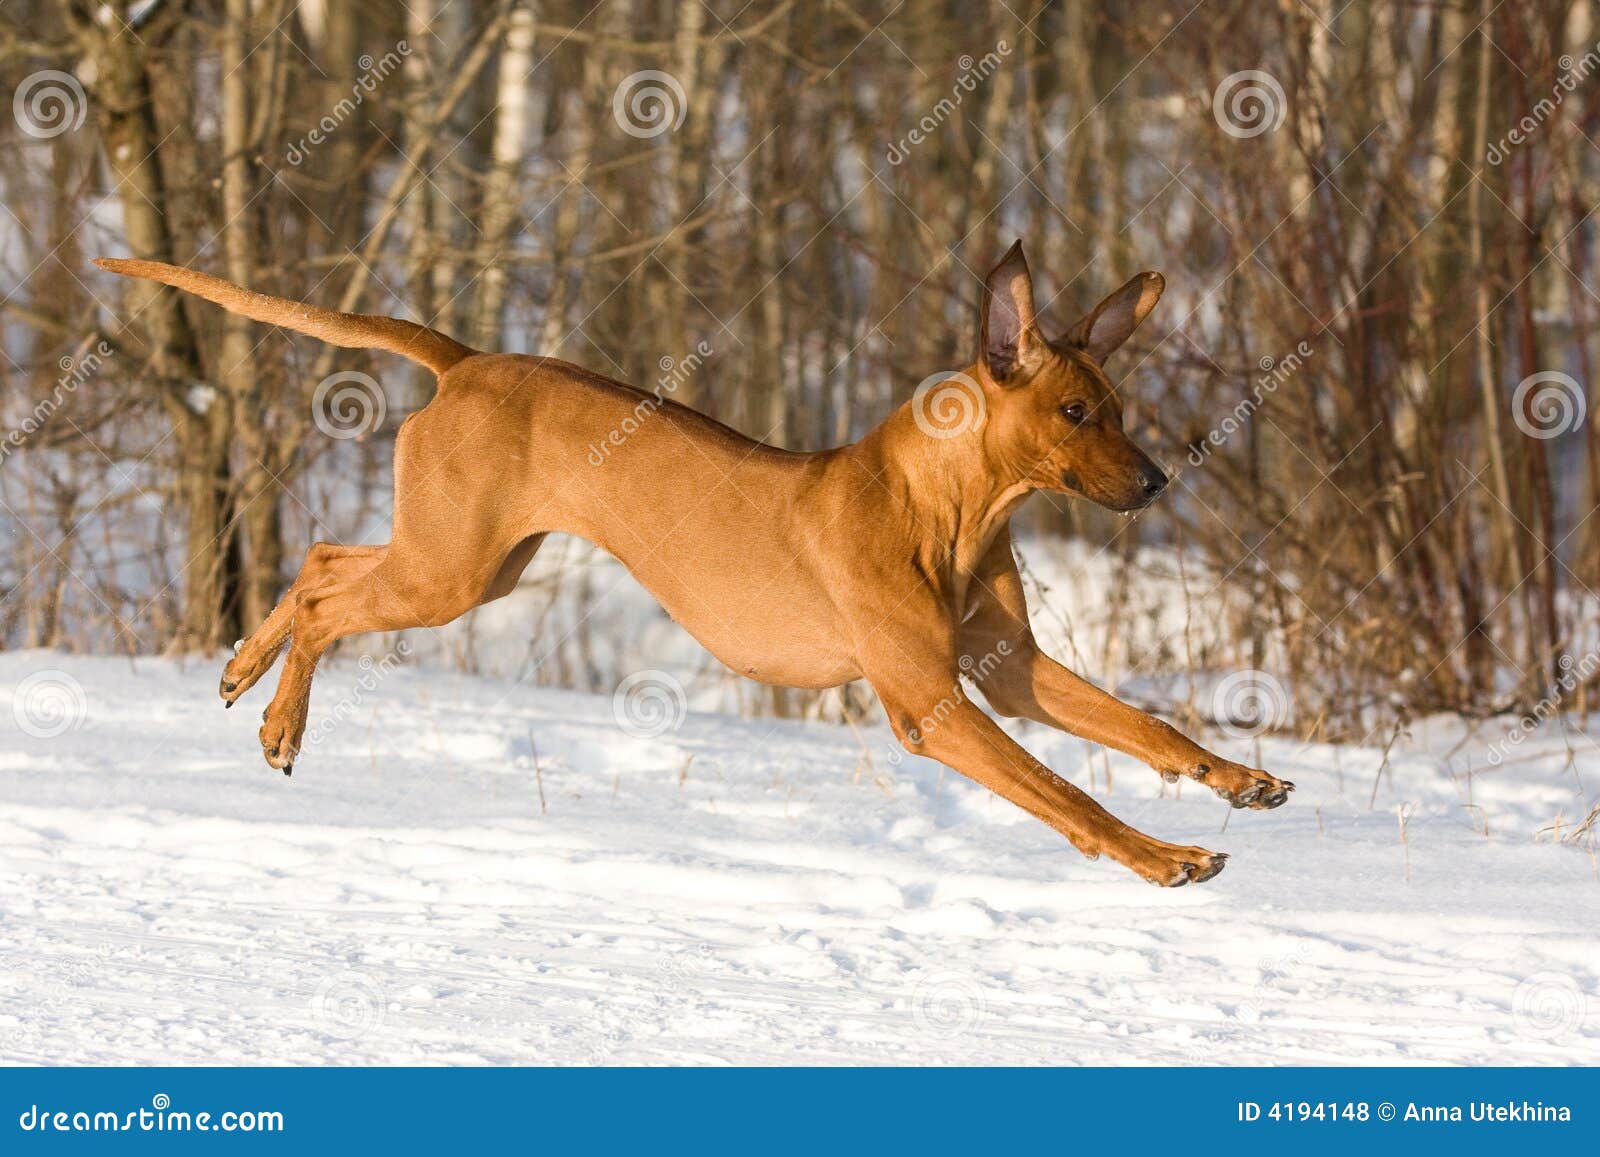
<box><xmin>602</xmin><ymin>544</ymin><xmax>859</xmax><ymax>690</ymax></box>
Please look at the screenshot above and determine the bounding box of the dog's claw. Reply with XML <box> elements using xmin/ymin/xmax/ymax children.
<box><xmin>1142</xmin><ymin>846</ymin><xmax>1227</xmax><ymax>887</ymax></box>
<box><xmin>1204</xmin><ymin>764</ymin><xmax>1292</xmax><ymax>810</ymax></box>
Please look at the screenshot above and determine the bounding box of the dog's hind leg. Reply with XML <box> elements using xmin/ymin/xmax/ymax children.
<box><xmin>254</xmin><ymin>534</ymin><xmax>543</xmax><ymax>772</ymax></box>
<box><xmin>220</xmin><ymin>543</ymin><xmax>386</xmax><ymax>707</ymax></box>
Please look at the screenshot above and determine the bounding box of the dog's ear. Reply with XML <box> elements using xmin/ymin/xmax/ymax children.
<box><xmin>980</xmin><ymin>240</ymin><xmax>1045</xmax><ymax>384</ymax></box>
<box><xmin>1069</xmin><ymin>271</ymin><xmax>1165</xmax><ymax>364</ymax></box>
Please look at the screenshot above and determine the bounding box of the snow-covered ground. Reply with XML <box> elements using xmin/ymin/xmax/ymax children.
<box><xmin>0</xmin><ymin>652</ymin><xmax>1597</xmax><ymax>1065</ymax></box>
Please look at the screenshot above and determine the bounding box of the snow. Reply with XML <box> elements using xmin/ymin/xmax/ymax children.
<box><xmin>0</xmin><ymin>652</ymin><xmax>1596</xmax><ymax>1065</ymax></box>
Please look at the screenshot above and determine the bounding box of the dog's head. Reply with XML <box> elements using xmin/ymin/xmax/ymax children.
<box><xmin>975</xmin><ymin>241</ymin><xmax>1167</xmax><ymax>512</ymax></box>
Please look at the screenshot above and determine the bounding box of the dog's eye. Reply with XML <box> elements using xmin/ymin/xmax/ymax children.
<box><xmin>1060</xmin><ymin>402</ymin><xmax>1088</xmax><ymax>423</ymax></box>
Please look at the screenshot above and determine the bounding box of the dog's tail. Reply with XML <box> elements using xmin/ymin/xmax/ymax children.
<box><xmin>93</xmin><ymin>257</ymin><xmax>477</xmax><ymax>376</ymax></box>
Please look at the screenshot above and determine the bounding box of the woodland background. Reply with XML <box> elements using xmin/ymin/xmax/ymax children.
<box><xmin>3</xmin><ymin>0</ymin><xmax>1600</xmax><ymax>741</ymax></box>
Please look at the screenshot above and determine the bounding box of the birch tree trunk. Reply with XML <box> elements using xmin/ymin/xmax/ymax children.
<box><xmin>79</xmin><ymin>4</ymin><xmax>243</xmax><ymax>652</ymax></box>
<box><xmin>473</xmin><ymin>3</ymin><xmax>539</xmax><ymax>350</ymax></box>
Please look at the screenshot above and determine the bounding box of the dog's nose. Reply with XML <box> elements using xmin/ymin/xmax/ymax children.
<box><xmin>1139</xmin><ymin>464</ymin><xmax>1168</xmax><ymax>497</ymax></box>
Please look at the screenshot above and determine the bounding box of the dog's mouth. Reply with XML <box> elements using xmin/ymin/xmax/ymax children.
<box><xmin>1062</xmin><ymin>468</ymin><xmax>1167</xmax><ymax>513</ymax></box>
<box><xmin>1097</xmin><ymin>492</ymin><xmax>1160</xmax><ymax>514</ymax></box>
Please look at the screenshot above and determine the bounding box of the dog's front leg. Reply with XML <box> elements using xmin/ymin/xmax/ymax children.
<box><xmin>867</xmin><ymin>658</ymin><xmax>1227</xmax><ymax>886</ymax></box>
<box><xmin>975</xmin><ymin>645</ymin><xmax>1293</xmax><ymax>810</ymax></box>
<box><xmin>958</xmin><ymin>529</ymin><xmax>1291</xmax><ymax>810</ymax></box>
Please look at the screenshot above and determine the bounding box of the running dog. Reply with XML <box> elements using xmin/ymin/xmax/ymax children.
<box><xmin>96</xmin><ymin>243</ymin><xmax>1292</xmax><ymax>885</ymax></box>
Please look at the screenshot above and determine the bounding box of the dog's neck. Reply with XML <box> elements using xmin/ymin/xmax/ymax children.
<box><xmin>850</xmin><ymin>373</ymin><xmax>1035</xmax><ymax>571</ymax></box>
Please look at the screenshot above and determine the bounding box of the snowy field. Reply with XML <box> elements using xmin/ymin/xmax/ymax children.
<box><xmin>1</xmin><ymin>651</ymin><xmax>1597</xmax><ymax>1066</ymax></box>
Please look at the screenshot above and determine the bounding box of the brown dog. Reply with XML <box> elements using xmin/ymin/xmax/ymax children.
<box><xmin>96</xmin><ymin>243</ymin><xmax>1291</xmax><ymax>886</ymax></box>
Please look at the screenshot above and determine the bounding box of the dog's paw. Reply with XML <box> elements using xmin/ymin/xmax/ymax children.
<box><xmin>220</xmin><ymin>643</ymin><xmax>274</xmax><ymax>707</ymax></box>
<box><xmin>1194</xmin><ymin>760</ymin><xmax>1293</xmax><ymax>809</ymax></box>
<box><xmin>258</xmin><ymin>711</ymin><xmax>303</xmax><ymax>774</ymax></box>
<box><xmin>1121</xmin><ymin>838</ymin><xmax>1229</xmax><ymax>887</ymax></box>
